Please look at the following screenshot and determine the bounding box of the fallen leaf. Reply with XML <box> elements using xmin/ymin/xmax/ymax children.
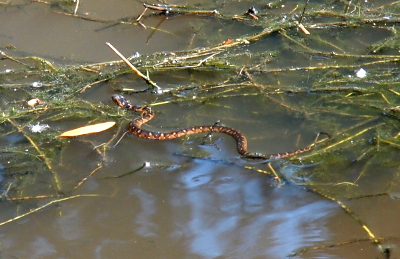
<box><xmin>58</xmin><ymin>121</ymin><xmax>116</xmax><ymax>137</ymax></box>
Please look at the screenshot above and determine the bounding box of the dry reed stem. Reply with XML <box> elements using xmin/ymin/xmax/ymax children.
<box><xmin>0</xmin><ymin>194</ymin><xmax>99</xmax><ymax>226</ymax></box>
<box><xmin>0</xmin><ymin>50</ymin><xmax>28</xmax><ymax>66</ymax></box>
<box><xmin>73</xmin><ymin>0</ymin><xmax>79</xmax><ymax>14</ymax></box>
<box><xmin>267</xmin><ymin>163</ymin><xmax>282</xmax><ymax>184</ymax></box>
<box><xmin>73</xmin><ymin>164</ymin><xmax>103</xmax><ymax>191</ymax></box>
<box><xmin>106</xmin><ymin>42</ymin><xmax>161</xmax><ymax>91</ymax></box>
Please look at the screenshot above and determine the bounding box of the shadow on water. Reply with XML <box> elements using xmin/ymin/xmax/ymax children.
<box><xmin>1</xmin><ymin>0</ymin><xmax>400</xmax><ymax>258</ymax></box>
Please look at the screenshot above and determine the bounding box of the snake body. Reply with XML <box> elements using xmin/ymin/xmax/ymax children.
<box><xmin>112</xmin><ymin>94</ymin><xmax>315</xmax><ymax>159</ymax></box>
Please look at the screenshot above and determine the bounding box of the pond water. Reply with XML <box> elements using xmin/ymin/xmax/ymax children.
<box><xmin>1</xmin><ymin>0</ymin><xmax>400</xmax><ymax>258</ymax></box>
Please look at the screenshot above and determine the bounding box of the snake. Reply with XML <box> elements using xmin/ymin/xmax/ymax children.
<box><xmin>112</xmin><ymin>94</ymin><xmax>319</xmax><ymax>159</ymax></box>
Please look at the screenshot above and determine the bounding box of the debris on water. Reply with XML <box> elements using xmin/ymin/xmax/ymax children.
<box><xmin>355</xmin><ymin>68</ymin><xmax>367</xmax><ymax>78</ymax></box>
<box><xmin>27</xmin><ymin>98</ymin><xmax>44</xmax><ymax>107</ymax></box>
<box><xmin>28</xmin><ymin>123</ymin><xmax>50</xmax><ymax>133</ymax></box>
<box><xmin>31</xmin><ymin>82</ymin><xmax>43</xmax><ymax>88</ymax></box>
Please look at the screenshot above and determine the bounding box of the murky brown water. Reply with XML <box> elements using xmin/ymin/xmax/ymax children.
<box><xmin>1</xmin><ymin>0</ymin><xmax>400</xmax><ymax>258</ymax></box>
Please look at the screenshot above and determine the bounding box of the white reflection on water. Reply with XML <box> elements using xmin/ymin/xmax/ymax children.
<box><xmin>176</xmin><ymin>161</ymin><xmax>214</xmax><ymax>188</ymax></box>
<box><xmin>129</xmin><ymin>187</ymin><xmax>158</xmax><ymax>237</ymax></box>
<box><xmin>56</xmin><ymin>209</ymin><xmax>83</xmax><ymax>241</ymax></box>
<box><xmin>186</xmin><ymin>184</ymin><xmax>333</xmax><ymax>258</ymax></box>
<box><xmin>186</xmin><ymin>190</ymin><xmax>239</xmax><ymax>258</ymax></box>
<box><xmin>128</xmin><ymin>160</ymin><xmax>335</xmax><ymax>258</ymax></box>
<box><xmin>268</xmin><ymin>200</ymin><xmax>334</xmax><ymax>256</ymax></box>
<box><xmin>176</xmin><ymin>163</ymin><xmax>333</xmax><ymax>258</ymax></box>
<box><xmin>30</xmin><ymin>236</ymin><xmax>56</xmax><ymax>259</ymax></box>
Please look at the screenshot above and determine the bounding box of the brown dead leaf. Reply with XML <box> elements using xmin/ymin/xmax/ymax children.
<box><xmin>58</xmin><ymin>121</ymin><xmax>116</xmax><ymax>137</ymax></box>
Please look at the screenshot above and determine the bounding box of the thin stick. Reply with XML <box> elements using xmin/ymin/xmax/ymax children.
<box><xmin>79</xmin><ymin>78</ymin><xmax>109</xmax><ymax>93</ymax></box>
<box><xmin>0</xmin><ymin>195</ymin><xmax>99</xmax><ymax>226</ymax></box>
<box><xmin>53</xmin><ymin>11</ymin><xmax>112</xmax><ymax>23</ymax></box>
<box><xmin>73</xmin><ymin>0</ymin><xmax>79</xmax><ymax>14</ymax></box>
<box><xmin>0</xmin><ymin>50</ymin><xmax>28</xmax><ymax>66</ymax></box>
<box><xmin>73</xmin><ymin>164</ymin><xmax>103</xmax><ymax>191</ymax></box>
<box><xmin>143</xmin><ymin>3</ymin><xmax>168</xmax><ymax>11</ymax></box>
<box><xmin>138</xmin><ymin>20</ymin><xmax>147</xmax><ymax>29</ymax></box>
<box><xmin>105</xmin><ymin>42</ymin><xmax>161</xmax><ymax>91</ymax></box>
<box><xmin>136</xmin><ymin>6</ymin><xmax>148</xmax><ymax>21</ymax></box>
<box><xmin>267</xmin><ymin>163</ymin><xmax>282</xmax><ymax>184</ymax></box>
<box><xmin>298</xmin><ymin>0</ymin><xmax>309</xmax><ymax>24</ymax></box>
<box><xmin>142</xmin><ymin>3</ymin><xmax>219</xmax><ymax>15</ymax></box>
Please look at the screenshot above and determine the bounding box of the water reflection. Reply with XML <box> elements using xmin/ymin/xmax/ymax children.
<box><xmin>56</xmin><ymin>209</ymin><xmax>83</xmax><ymax>240</ymax></box>
<box><xmin>268</xmin><ymin>200</ymin><xmax>334</xmax><ymax>257</ymax></box>
<box><xmin>129</xmin><ymin>161</ymin><xmax>335</xmax><ymax>258</ymax></box>
<box><xmin>30</xmin><ymin>236</ymin><xmax>56</xmax><ymax>259</ymax></box>
<box><xmin>129</xmin><ymin>188</ymin><xmax>158</xmax><ymax>238</ymax></box>
<box><xmin>176</xmin><ymin>160</ymin><xmax>214</xmax><ymax>188</ymax></box>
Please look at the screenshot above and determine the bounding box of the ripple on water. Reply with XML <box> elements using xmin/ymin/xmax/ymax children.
<box><xmin>174</xmin><ymin>161</ymin><xmax>214</xmax><ymax>189</ymax></box>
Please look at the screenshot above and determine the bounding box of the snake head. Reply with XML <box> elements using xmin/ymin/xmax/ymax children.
<box><xmin>112</xmin><ymin>94</ymin><xmax>132</xmax><ymax>109</ymax></box>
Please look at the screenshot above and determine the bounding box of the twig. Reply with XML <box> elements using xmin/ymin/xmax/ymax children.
<box><xmin>143</xmin><ymin>3</ymin><xmax>168</xmax><ymax>11</ymax></box>
<box><xmin>143</xmin><ymin>3</ymin><xmax>219</xmax><ymax>15</ymax></box>
<box><xmin>106</xmin><ymin>42</ymin><xmax>162</xmax><ymax>92</ymax></box>
<box><xmin>0</xmin><ymin>50</ymin><xmax>28</xmax><ymax>66</ymax></box>
<box><xmin>136</xmin><ymin>6</ymin><xmax>148</xmax><ymax>21</ymax></box>
<box><xmin>52</xmin><ymin>11</ymin><xmax>114</xmax><ymax>23</ymax></box>
<box><xmin>73</xmin><ymin>164</ymin><xmax>103</xmax><ymax>191</ymax></box>
<box><xmin>267</xmin><ymin>163</ymin><xmax>282</xmax><ymax>185</ymax></box>
<box><xmin>0</xmin><ymin>195</ymin><xmax>99</xmax><ymax>226</ymax></box>
<box><xmin>156</xmin><ymin>52</ymin><xmax>220</xmax><ymax>69</ymax></box>
<box><xmin>79</xmin><ymin>78</ymin><xmax>109</xmax><ymax>93</ymax></box>
<box><xmin>73</xmin><ymin>0</ymin><xmax>79</xmax><ymax>14</ymax></box>
<box><xmin>298</xmin><ymin>0</ymin><xmax>310</xmax><ymax>24</ymax></box>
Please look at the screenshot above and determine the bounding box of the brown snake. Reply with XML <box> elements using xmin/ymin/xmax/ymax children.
<box><xmin>112</xmin><ymin>94</ymin><xmax>322</xmax><ymax>159</ymax></box>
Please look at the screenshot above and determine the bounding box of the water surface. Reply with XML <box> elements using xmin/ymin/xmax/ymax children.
<box><xmin>0</xmin><ymin>0</ymin><xmax>399</xmax><ymax>258</ymax></box>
